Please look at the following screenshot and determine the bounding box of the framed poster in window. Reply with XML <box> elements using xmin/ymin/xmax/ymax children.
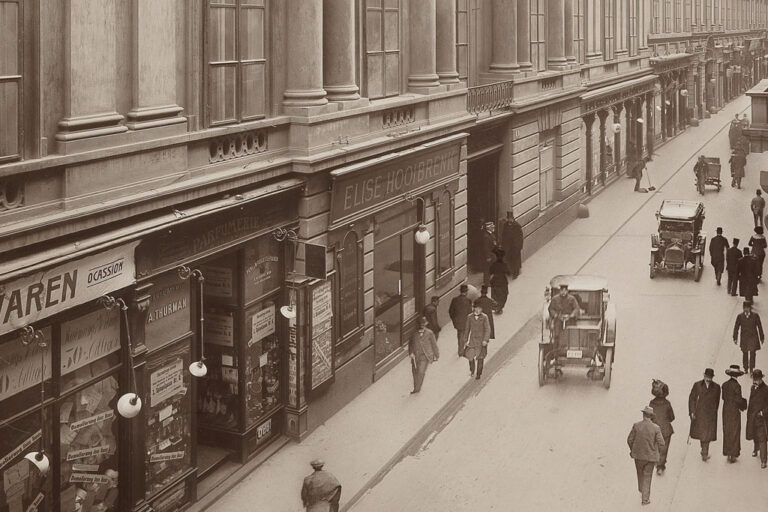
<box><xmin>243</xmin><ymin>236</ymin><xmax>282</xmax><ymax>304</ymax></box>
<box><xmin>307</xmin><ymin>279</ymin><xmax>334</xmax><ymax>392</ymax></box>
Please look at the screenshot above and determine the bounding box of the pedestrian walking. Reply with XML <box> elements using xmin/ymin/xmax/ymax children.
<box><xmin>739</xmin><ymin>247</ymin><xmax>759</xmax><ymax>303</ymax></box>
<box><xmin>746</xmin><ymin>369</ymin><xmax>768</xmax><ymax>468</ymax></box>
<box><xmin>722</xmin><ymin>365</ymin><xmax>748</xmax><ymax>463</ymax></box>
<box><xmin>409</xmin><ymin>317</ymin><xmax>439</xmax><ymax>394</ymax></box>
<box><xmin>473</xmin><ymin>285</ymin><xmax>496</xmax><ymax>339</ymax></box>
<box><xmin>488</xmin><ymin>250</ymin><xmax>509</xmax><ymax>314</ymax></box>
<box><xmin>709</xmin><ymin>227</ymin><xmax>729</xmax><ymax>286</ymax></box>
<box><xmin>733</xmin><ymin>301</ymin><xmax>765</xmax><ymax>375</ymax></box>
<box><xmin>649</xmin><ymin>379</ymin><xmax>674</xmax><ymax>475</ymax></box>
<box><xmin>729</xmin><ymin>150</ymin><xmax>746</xmax><ymax>188</ymax></box>
<box><xmin>627</xmin><ymin>406</ymin><xmax>665</xmax><ymax>506</ymax></box>
<box><xmin>749</xmin><ymin>226</ymin><xmax>766</xmax><ymax>281</ymax></box>
<box><xmin>449</xmin><ymin>285</ymin><xmax>473</xmax><ymax>357</ymax></box>
<box><xmin>461</xmin><ymin>301</ymin><xmax>491</xmax><ymax>380</ymax></box>
<box><xmin>727</xmin><ymin>239</ymin><xmax>742</xmax><ymax>296</ymax></box>
<box><xmin>694</xmin><ymin>155</ymin><xmax>707</xmax><ymax>195</ymax></box>
<box><xmin>500</xmin><ymin>211</ymin><xmax>524</xmax><ymax>279</ymax></box>
<box><xmin>423</xmin><ymin>296</ymin><xmax>441</xmax><ymax>339</ymax></box>
<box><xmin>301</xmin><ymin>459</ymin><xmax>341</xmax><ymax>512</ymax></box>
<box><xmin>688</xmin><ymin>368</ymin><xmax>721</xmax><ymax>461</ymax></box>
<box><xmin>481</xmin><ymin>221</ymin><xmax>497</xmax><ymax>285</ymax></box>
<box><xmin>751</xmin><ymin>189</ymin><xmax>765</xmax><ymax>228</ymax></box>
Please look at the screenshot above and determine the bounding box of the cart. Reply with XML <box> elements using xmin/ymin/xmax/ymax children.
<box><xmin>695</xmin><ymin>156</ymin><xmax>721</xmax><ymax>194</ymax></box>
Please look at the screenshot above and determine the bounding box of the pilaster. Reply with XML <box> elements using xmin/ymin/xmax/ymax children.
<box><xmin>323</xmin><ymin>0</ymin><xmax>363</xmax><ymax>102</ymax></box>
<box><xmin>436</xmin><ymin>0</ymin><xmax>461</xmax><ymax>85</ymax></box>
<box><xmin>284</xmin><ymin>0</ymin><xmax>329</xmax><ymax>112</ymax></box>
<box><xmin>408</xmin><ymin>0</ymin><xmax>443</xmax><ymax>93</ymax></box>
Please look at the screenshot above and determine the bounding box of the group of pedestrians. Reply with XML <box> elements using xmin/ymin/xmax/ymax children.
<box><xmin>710</xmin><ymin>213</ymin><xmax>766</xmax><ymax>303</ymax></box>
<box><xmin>628</xmin><ymin>366</ymin><xmax>768</xmax><ymax>506</ymax></box>
<box><xmin>728</xmin><ymin>113</ymin><xmax>750</xmax><ymax>189</ymax></box>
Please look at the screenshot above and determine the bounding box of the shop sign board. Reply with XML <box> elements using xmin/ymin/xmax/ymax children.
<box><xmin>150</xmin><ymin>359</ymin><xmax>185</xmax><ymax>407</ymax></box>
<box><xmin>250</xmin><ymin>305</ymin><xmax>276</xmax><ymax>344</ymax></box>
<box><xmin>0</xmin><ymin>329</ymin><xmax>51</xmax><ymax>402</ymax></box>
<box><xmin>60</xmin><ymin>309</ymin><xmax>121</xmax><ymax>376</ymax></box>
<box><xmin>0</xmin><ymin>242</ymin><xmax>138</xmax><ymax>336</ymax></box>
<box><xmin>329</xmin><ymin>141</ymin><xmax>461</xmax><ymax>223</ymax></box>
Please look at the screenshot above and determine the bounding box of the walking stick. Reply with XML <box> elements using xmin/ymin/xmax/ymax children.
<box><xmin>644</xmin><ymin>163</ymin><xmax>657</xmax><ymax>191</ymax></box>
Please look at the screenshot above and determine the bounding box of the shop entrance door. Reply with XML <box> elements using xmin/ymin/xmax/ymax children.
<box><xmin>373</xmin><ymin>208</ymin><xmax>420</xmax><ymax>369</ymax></box>
<box><xmin>467</xmin><ymin>154</ymin><xmax>498</xmax><ymax>274</ymax></box>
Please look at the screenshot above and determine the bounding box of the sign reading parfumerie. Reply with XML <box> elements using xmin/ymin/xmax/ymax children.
<box><xmin>0</xmin><ymin>242</ymin><xmax>138</xmax><ymax>336</ymax></box>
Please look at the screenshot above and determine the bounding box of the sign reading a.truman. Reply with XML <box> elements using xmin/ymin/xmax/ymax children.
<box><xmin>0</xmin><ymin>242</ymin><xmax>138</xmax><ymax>337</ymax></box>
<box><xmin>329</xmin><ymin>140</ymin><xmax>461</xmax><ymax>223</ymax></box>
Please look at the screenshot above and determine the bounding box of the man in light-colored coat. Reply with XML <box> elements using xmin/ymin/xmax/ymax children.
<box><xmin>627</xmin><ymin>406</ymin><xmax>666</xmax><ymax>506</ymax></box>
<box><xmin>461</xmin><ymin>302</ymin><xmax>491</xmax><ymax>380</ymax></box>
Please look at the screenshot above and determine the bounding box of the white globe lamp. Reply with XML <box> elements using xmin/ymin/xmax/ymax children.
<box><xmin>414</xmin><ymin>224</ymin><xmax>430</xmax><ymax>245</ymax></box>
<box><xmin>117</xmin><ymin>393</ymin><xmax>142</xmax><ymax>418</ymax></box>
<box><xmin>25</xmin><ymin>452</ymin><xmax>50</xmax><ymax>476</ymax></box>
<box><xmin>189</xmin><ymin>360</ymin><xmax>208</xmax><ymax>378</ymax></box>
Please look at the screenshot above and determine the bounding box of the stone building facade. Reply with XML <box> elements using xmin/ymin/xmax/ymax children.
<box><xmin>0</xmin><ymin>1</ymin><xmax>767</xmax><ymax>511</ymax></box>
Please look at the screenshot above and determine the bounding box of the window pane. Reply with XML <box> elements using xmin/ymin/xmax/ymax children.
<box><xmin>209</xmin><ymin>5</ymin><xmax>236</xmax><ymax>62</ymax></box>
<box><xmin>339</xmin><ymin>233</ymin><xmax>360</xmax><ymax>337</ymax></box>
<box><xmin>457</xmin><ymin>45</ymin><xmax>468</xmax><ymax>78</ymax></box>
<box><xmin>385</xmin><ymin>52</ymin><xmax>400</xmax><ymax>96</ymax></box>
<box><xmin>243</xmin><ymin>235</ymin><xmax>281</xmax><ymax>303</ymax></box>
<box><xmin>241</xmin><ymin>0</ymin><xmax>264</xmax><ymax>5</ymax></box>
<box><xmin>0</xmin><ymin>77</ymin><xmax>19</xmax><ymax>158</ymax></box>
<box><xmin>241</xmin><ymin>62</ymin><xmax>266</xmax><ymax>118</ymax></box>
<box><xmin>366</xmin><ymin>10</ymin><xmax>382</xmax><ymax>50</ymax></box>
<box><xmin>60</xmin><ymin>309</ymin><xmax>121</xmax><ymax>393</ymax></box>
<box><xmin>60</xmin><ymin>374</ymin><xmax>120</xmax><ymax>512</ymax></box>
<box><xmin>383</xmin><ymin>10</ymin><xmax>399</xmax><ymax>51</ymax></box>
<box><xmin>145</xmin><ymin>271</ymin><xmax>192</xmax><ymax>351</ymax></box>
<box><xmin>367</xmin><ymin>0</ymin><xmax>381</xmax><ymax>6</ymax></box>
<box><xmin>0</xmin><ymin>327</ymin><xmax>52</xmax><ymax>421</ymax></box>
<box><xmin>239</xmin><ymin>7</ymin><xmax>265</xmax><ymax>60</ymax></box>
<box><xmin>0</xmin><ymin>1</ymin><xmax>19</xmax><ymax>75</ymax></box>
<box><xmin>244</xmin><ymin>300</ymin><xmax>281</xmax><ymax>427</ymax></box>
<box><xmin>208</xmin><ymin>64</ymin><xmax>237</xmax><ymax>124</ymax></box>
<box><xmin>457</xmin><ymin>11</ymin><xmax>467</xmax><ymax>43</ymax></box>
<box><xmin>0</xmin><ymin>411</ymin><xmax>53</xmax><ymax>512</ymax></box>
<box><xmin>367</xmin><ymin>54</ymin><xmax>384</xmax><ymax>98</ymax></box>
<box><xmin>384</xmin><ymin>0</ymin><xmax>398</xmax><ymax>8</ymax></box>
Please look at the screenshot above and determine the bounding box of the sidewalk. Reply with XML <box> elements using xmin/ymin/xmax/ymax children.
<box><xmin>205</xmin><ymin>96</ymin><xmax>752</xmax><ymax>512</ymax></box>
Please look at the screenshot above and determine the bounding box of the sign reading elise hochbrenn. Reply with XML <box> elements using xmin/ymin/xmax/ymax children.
<box><xmin>0</xmin><ymin>242</ymin><xmax>138</xmax><ymax>336</ymax></box>
<box><xmin>329</xmin><ymin>142</ymin><xmax>461</xmax><ymax>223</ymax></box>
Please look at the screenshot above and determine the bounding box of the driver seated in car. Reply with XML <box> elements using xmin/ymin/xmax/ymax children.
<box><xmin>548</xmin><ymin>284</ymin><xmax>581</xmax><ymax>346</ymax></box>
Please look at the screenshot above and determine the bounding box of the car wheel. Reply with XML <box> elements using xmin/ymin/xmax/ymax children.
<box><xmin>694</xmin><ymin>254</ymin><xmax>703</xmax><ymax>282</ymax></box>
<box><xmin>538</xmin><ymin>346</ymin><xmax>547</xmax><ymax>387</ymax></box>
<box><xmin>603</xmin><ymin>348</ymin><xmax>613</xmax><ymax>389</ymax></box>
<box><xmin>649</xmin><ymin>252</ymin><xmax>656</xmax><ymax>279</ymax></box>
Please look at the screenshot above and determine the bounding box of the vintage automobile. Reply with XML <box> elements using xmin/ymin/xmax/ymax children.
<box><xmin>539</xmin><ymin>275</ymin><xmax>616</xmax><ymax>389</ymax></box>
<box><xmin>650</xmin><ymin>200</ymin><xmax>706</xmax><ymax>281</ymax></box>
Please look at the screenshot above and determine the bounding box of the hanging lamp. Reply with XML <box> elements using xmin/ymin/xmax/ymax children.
<box><xmin>19</xmin><ymin>326</ymin><xmax>50</xmax><ymax>476</ymax></box>
<box><xmin>178</xmin><ymin>266</ymin><xmax>207</xmax><ymax>377</ymax></box>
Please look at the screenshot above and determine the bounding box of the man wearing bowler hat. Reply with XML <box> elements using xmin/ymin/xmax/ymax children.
<box><xmin>746</xmin><ymin>369</ymin><xmax>768</xmax><ymax>468</ymax></box>
<box><xmin>449</xmin><ymin>285</ymin><xmax>473</xmax><ymax>357</ymax></box>
<box><xmin>733</xmin><ymin>301</ymin><xmax>764</xmax><ymax>375</ymax></box>
<box><xmin>627</xmin><ymin>406</ymin><xmax>665</xmax><ymax>506</ymax></box>
<box><xmin>688</xmin><ymin>368</ymin><xmax>721</xmax><ymax>461</ymax></box>
<box><xmin>409</xmin><ymin>317</ymin><xmax>439</xmax><ymax>394</ymax></box>
<box><xmin>301</xmin><ymin>459</ymin><xmax>341</xmax><ymax>511</ymax></box>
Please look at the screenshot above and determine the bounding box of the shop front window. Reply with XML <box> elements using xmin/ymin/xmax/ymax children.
<box><xmin>435</xmin><ymin>191</ymin><xmax>454</xmax><ymax>279</ymax></box>
<box><xmin>199</xmin><ymin>307</ymin><xmax>238</xmax><ymax>430</ymax></box>
<box><xmin>0</xmin><ymin>411</ymin><xmax>53</xmax><ymax>512</ymax></box>
<box><xmin>244</xmin><ymin>301</ymin><xmax>280</xmax><ymax>427</ymax></box>
<box><xmin>339</xmin><ymin>232</ymin><xmax>361</xmax><ymax>339</ymax></box>
<box><xmin>145</xmin><ymin>343</ymin><xmax>193</xmax><ymax>499</ymax></box>
<box><xmin>60</xmin><ymin>309</ymin><xmax>121</xmax><ymax>394</ymax></box>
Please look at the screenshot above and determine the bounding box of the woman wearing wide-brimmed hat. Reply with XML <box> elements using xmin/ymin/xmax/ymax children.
<box><xmin>749</xmin><ymin>226</ymin><xmax>767</xmax><ymax>281</ymax></box>
<box><xmin>722</xmin><ymin>365</ymin><xmax>748</xmax><ymax>463</ymax></box>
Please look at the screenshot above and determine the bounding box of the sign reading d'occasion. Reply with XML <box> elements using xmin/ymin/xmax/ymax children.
<box><xmin>0</xmin><ymin>242</ymin><xmax>138</xmax><ymax>336</ymax></box>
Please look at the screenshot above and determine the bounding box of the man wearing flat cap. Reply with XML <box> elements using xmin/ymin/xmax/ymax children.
<box><xmin>746</xmin><ymin>369</ymin><xmax>768</xmax><ymax>468</ymax></box>
<box><xmin>301</xmin><ymin>459</ymin><xmax>341</xmax><ymax>511</ymax></box>
<box><xmin>548</xmin><ymin>284</ymin><xmax>581</xmax><ymax>347</ymax></box>
<box><xmin>627</xmin><ymin>406</ymin><xmax>665</xmax><ymax>506</ymax></box>
<box><xmin>688</xmin><ymin>368</ymin><xmax>721</xmax><ymax>461</ymax></box>
<box><xmin>733</xmin><ymin>301</ymin><xmax>764</xmax><ymax>375</ymax></box>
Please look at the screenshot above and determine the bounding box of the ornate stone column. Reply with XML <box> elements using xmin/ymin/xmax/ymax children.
<box><xmin>408</xmin><ymin>0</ymin><xmax>441</xmax><ymax>93</ymax></box>
<box><xmin>624</xmin><ymin>99</ymin><xmax>635</xmax><ymax>162</ymax></box>
<box><xmin>598</xmin><ymin>110</ymin><xmax>609</xmax><ymax>185</ymax></box>
<box><xmin>564</xmin><ymin>0</ymin><xmax>576</xmax><ymax>64</ymax></box>
<box><xmin>584</xmin><ymin>114</ymin><xmax>595</xmax><ymax>194</ymax></box>
<box><xmin>612</xmin><ymin>104</ymin><xmax>623</xmax><ymax>173</ymax></box>
<box><xmin>645</xmin><ymin>92</ymin><xmax>655</xmax><ymax>158</ymax></box>
<box><xmin>436</xmin><ymin>0</ymin><xmax>460</xmax><ymax>84</ymax></box>
<box><xmin>489</xmin><ymin>0</ymin><xmax>519</xmax><ymax>74</ymax></box>
<box><xmin>284</xmin><ymin>0</ymin><xmax>328</xmax><ymax>109</ymax></box>
<box><xmin>547</xmin><ymin>0</ymin><xmax>567</xmax><ymax>70</ymax></box>
<box><xmin>517</xmin><ymin>0</ymin><xmax>532</xmax><ymax>71</ymax></box>
<box><xmin>126</xmin><ymin>0</ymin><xmax>186</xmax><ymax>131</ymax></box>
<box><xmin>323</xmin><ymin>0</ymin><xmax>361</xmax><ymax>101</ymax></box>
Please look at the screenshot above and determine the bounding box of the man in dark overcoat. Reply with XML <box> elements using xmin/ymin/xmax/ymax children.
<box><xmin>473</xmin><ymin>285</ymin><xmax>496</xmax><ymax>340</ymax></box>
<box><xmin>409</xmin><ymin>317</ymin><xmax>439</xmax><ymax>394</ymax></box>
<box><xmin>746</xmin><ymin>369</ymin><xmax>768</xmax><ymax>468</ymax></box>
<box><xmin>448</xmin><ymin>285</ymin><xmax>473</xmax><ymax>357</ymax></box>
<box><xmin>481</xmin><ymin>221</ymin><xmax>497</xmax><ymax>285</ymax></box>
<box><xmin>733</xmin><ymin>301</ymin><xmax>764</xmax><ymax>375</ymax></box>
<box><xmin>688</xmin><ymin>368</ymin><xmax>721</xmax><ymax>461</ymax></box>
<box><xmin>301</xmin><ymin>460</ymin><xmax>341</xmax><ymax>512</ymax></box>
<box><xmin>709</xmin><ymin>227</ymin><xmax>729</xmax><ymax>286</ymax></box>
<box><xmin>729</xmin><ymin>150</ymin><xmax>746</xmax><ymax>188</ymax></box>
<box><xmin>488</xmin><ymin>250</ymin><xmax>509</xmax><ymax>313</ymax></box>
<box><xmin>738</xmin><ymin>247</ymin><xmax>758</xmax><ymax>303</ymax></box>
<box><xmin>722</xmin><ymin>365</ymin><xmax>748</xmax><ymax>462</ymax></box>
<box><xmin>627</xmin><ymin>406</ymin><xmax>665</xmax><ymax>506</ymax></box>
<box><xmin>726</xmin><ymin>238</ymin><xmax>742</xmax><ymax>296</ymax></box>
<box><xmin>500</xmin><ymin>211</ymin><xmax>524</xmax><ymax>279</ymax></box>
<box><xmin>423</xmin><ymin>296</ymin><xmax>441</xmax><ymax>339</ymax></box>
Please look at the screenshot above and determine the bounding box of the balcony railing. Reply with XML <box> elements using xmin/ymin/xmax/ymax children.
<box><xmin>466</xmin><ymin>80</ymin><xmax>515</xmax><ymax>116</ymax></box>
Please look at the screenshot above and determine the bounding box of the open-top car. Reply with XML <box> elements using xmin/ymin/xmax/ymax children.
<box><xmin>539</xmin><ymin>275</ymin><xmax>617</xmax><ymax>389</ymax></box>
<box><xmin>650</xmin><ymin>200</ymin><xmax>706</xmax><ymax>281</ymax></box>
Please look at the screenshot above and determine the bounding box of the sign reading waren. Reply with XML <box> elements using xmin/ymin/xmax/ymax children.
<box><xmin>330</xmin><ymin>141</ymin><xmax>461</xmax><ymax>223</ymax></box>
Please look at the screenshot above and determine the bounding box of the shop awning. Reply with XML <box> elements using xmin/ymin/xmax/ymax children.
<box><xmin>581</xmin><ymin>75</ymin><xmax>657</xmax><ymax>105</ymax></box>
<box><xmin>649</xmin><ymin>52</ymin><xmax>693</xmax><ymax>65</ymax></box>
<box><xmin>0</xmin><ymin>177</ymin><xmax>304</xmax><ymax>283</ymax></box>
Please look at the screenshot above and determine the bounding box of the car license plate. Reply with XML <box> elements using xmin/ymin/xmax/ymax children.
<box><xmin>566</xmin><ymin>350</ymin><xmax>583</xmax><ymax>359</ymax></box>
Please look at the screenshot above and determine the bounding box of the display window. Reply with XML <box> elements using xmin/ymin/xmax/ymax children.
<box><xmin>144</xmin><ymin>342</ymin><xmax>193</xmax><ymax>499</ymax></box>
<box><xmin>0</xmin><ymin>411</ymin><xmax>53</xmax><ymax>512</ymax></box>
<box><xmin>199</xmin><ymin>306</ymin><xmax>239</xmax><ymax>430</ymax></box>
<box><xmin>244</xmin><ymin>300</ymin><xmax>280</xmax><ymax>427</ymax></box>
<box><xmin>60</xmin><ymin>309</ymin><xmax>121</xmax><ymax>394</ymax></box>
<box><xmin>145</xmin><ymin>272</ymin><xmax>192</xmax><ymax>351</ymax></box>
<box><xmin>243</xmin><ymin>237</ymin><xmax>281</xmax><ymax>304</ymax></box>
<box><xmin>0</xmin><ymin>328</ymin><xmax>52</xmax><ymax>421</ymax></box>
<box><xmin>201</xmin><ymin>252</ymin><xmax>238</xmax><ymax>306</ymax></box>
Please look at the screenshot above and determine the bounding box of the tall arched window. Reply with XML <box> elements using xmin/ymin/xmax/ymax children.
<box><xmin>339</xmin><ymin>231</ymin><xmax>362</xmax><ymax>338</ymax></box>
<box><xmin>435</xmin><ymin>190</ymin><xmax>455</xmax><ymax>279</ymax></box>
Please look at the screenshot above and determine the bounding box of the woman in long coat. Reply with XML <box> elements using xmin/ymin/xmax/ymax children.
<box><xmin>729</xmin><ymin>151</ymin><xmax>746</xmax><ymax>188</ymax></box>
<box><xmin>749</xmin><ymin>226</ymin><xmax>767</xmax><ymax>281</ymax></box>
<box><xmin>739</xmin><ymin>247</ymin><xmax>759</xmax><ymax>301</ymax></box>
<box><xmin>649</xmin><ymin>379</ymin><xmax>675</xmax><ymax>474</ymax></box>
<box><xmin>722</xmin><ymin>365</ymin><xmax>748</xmax><ymax>462</ymax></box>
<box><xmin>462</xmin><ymin>302</ymin><xmax>491</xmax><ymax>380</ymax></box>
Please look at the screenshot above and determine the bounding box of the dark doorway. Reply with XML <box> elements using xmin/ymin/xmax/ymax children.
<box><xmin>466</xmin><ymin>153</ymin><xmax>498</xmax><ymax>274</ymax></box>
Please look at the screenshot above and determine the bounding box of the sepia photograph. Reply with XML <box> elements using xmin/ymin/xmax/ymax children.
<box><xmin>1</xmin><ymin>0</ymin><xmax>768</xmax><ymax>510</ymax></box>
